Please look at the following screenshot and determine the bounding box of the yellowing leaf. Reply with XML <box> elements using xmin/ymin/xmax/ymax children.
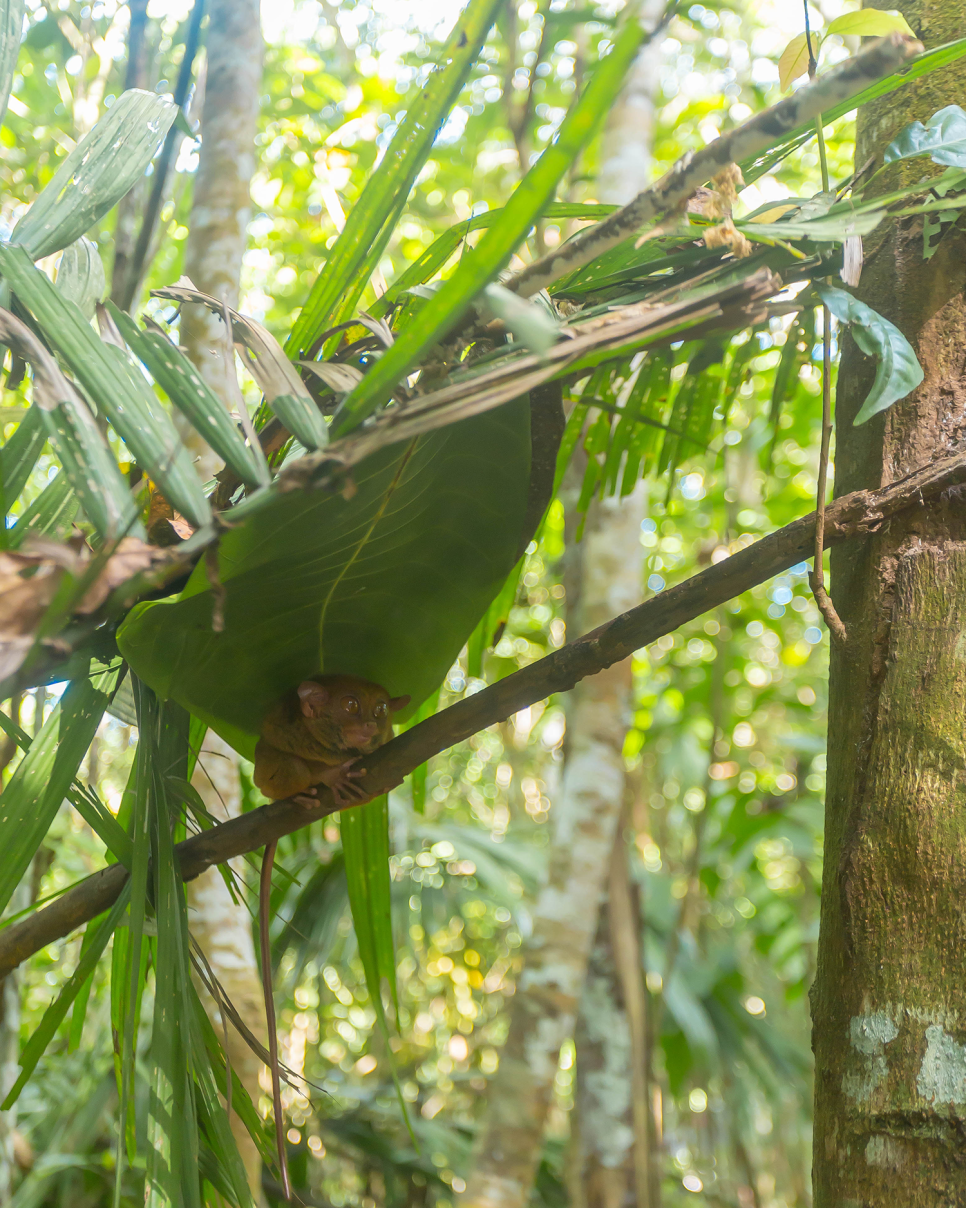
<box><xmin>826</xmin><ymin>9</ymin><xmax>915</xmax><ymax>38</ymax></box>
<box><xmin>750</xmin><ymin>203</ymin><xmax>797</xmax><ymax>223</ymax></box>
<box><xmin>779</xmin><ymin>31</ymin><xmax>813</xmax><ymax>91</ymax></box>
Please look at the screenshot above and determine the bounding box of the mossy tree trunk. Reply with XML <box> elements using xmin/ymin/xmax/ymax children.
<box><xmin>810</xmin><ymin>2</ymin><xmax>966</xmax><ymax>1202</ymax></box>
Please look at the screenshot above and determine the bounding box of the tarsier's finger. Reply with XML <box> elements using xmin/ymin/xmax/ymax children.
<box><xmin>294</xmin><ymin>793</ymin><xmax>319</xmax><ymax>807</ymax></box>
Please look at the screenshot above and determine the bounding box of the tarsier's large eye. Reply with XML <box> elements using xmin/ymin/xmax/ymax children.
<box><xmin>343</xmin><ymin>696</ymin><xmax>360</xmax><ymax>715</ymax></box>
<box><xmin>374</xmin><ymin>701</ymin><xmax>388</xmax><ymax>719</ymax></box>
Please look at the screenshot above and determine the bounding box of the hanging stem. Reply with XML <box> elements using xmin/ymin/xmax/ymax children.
<box><xmin>810</xmin><ymin>306</ymin><xmax>846</xmax><ymax>644</ymax></box>
<box><xmin>804</xmin><ymin>0</ymin><xmax>846</xmax><ymax>643</ymax></box>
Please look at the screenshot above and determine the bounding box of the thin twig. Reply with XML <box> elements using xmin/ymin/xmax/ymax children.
<box><xmin>116</xmin><ymin>0</ymin><xmax>206</xmax><ymax>312</ymax></box>
<box><xmin>804</xmin><ymin>0</ymin><xmax>846</xmax><ymax>643</ymax></box>
<box><xmin>1</xmin><ymin>449</ymin><xmax>963</xmax><ymax>973</ymax></box>
<box><xmin>810</xmin><ymin>303</ymin><xmax>847</xmax><ymax>644</ymax></box>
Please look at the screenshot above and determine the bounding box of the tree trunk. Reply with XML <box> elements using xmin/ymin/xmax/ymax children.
<box><xmin>572</xmin><ymin>20</ymin><xmax>664</xmax><ymax>1206</ymax></box>
<box><xmin>574</xmin><ymin>795</ymin><xmax>653</xmax><ymax>1208</ymax></box>
<box><xmin>175</xmin><ymin>2</ymin><xmax>265</xmax><ymax>1193</ymax></box>
<box><xmin>810</xmin><ymin>3</ymin><xmax>966</xmax><ymax>1203</ymax></box>
<box><xmin>460</xmin><ymin>486</ymin><xmax>644</xmax><ymax>1208</ymax></box>
<box><xmin>178</xmin><ymin>0</ymin><xmax>262</xmax><ymax>458</ymax></box>
<box><xmin>188</xmin><ymin>731</ymin><xmax>268</xmax><ymax>1195</ymax></box>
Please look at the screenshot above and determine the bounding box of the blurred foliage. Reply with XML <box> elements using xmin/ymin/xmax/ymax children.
<box><xmin>0</xmin><ymin>0</ymin><xmax>914</xmax><ymax>1204</ymax></box>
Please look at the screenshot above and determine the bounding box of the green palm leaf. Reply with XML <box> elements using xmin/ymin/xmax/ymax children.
<box><xmin>287</xmin><ymin>0</ymin><xmax>505</xmax><ymax>358</ymax></box>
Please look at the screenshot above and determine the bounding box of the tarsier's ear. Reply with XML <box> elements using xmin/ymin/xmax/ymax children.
<box><xmin>389</xmin><ymin>695</ymin><xmax>411</xmax><ymax>713</ymax></box>
<box><xmin>297</xmin><ymin>682</ymin><xmax>329</xmax><ymax>718</ymax></box>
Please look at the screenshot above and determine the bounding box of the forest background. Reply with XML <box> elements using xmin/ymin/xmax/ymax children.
<box><xmin>0</xmin><ymin>0</ymin><xmax>944</xmax><ymax>1205</ymax></box>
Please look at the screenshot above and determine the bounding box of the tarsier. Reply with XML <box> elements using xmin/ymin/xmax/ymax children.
<box><xmin>254</xmin><ymin>675</ymin><xmax>410</xmax><ymax>1200</ymax></box>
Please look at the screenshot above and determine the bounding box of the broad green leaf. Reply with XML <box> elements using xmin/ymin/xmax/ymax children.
<box><xmin>142</xmin><ymin>690</ymin><xmax>202</xmax><ymax>1208</ymax></box>
<box><xmin>9</xmin><ymin>89</ymin><xmax>177</xmax><ymax>261</ymax></box>
<box><xmin>0</xmin><ymin>702</ymin><xmax>130</xmax><ymax>866</ymax></box>
<box><xmin>287</xmin><ymin>0</ymin><xmax>505</xmax><ymax>358</ymax></box>
<box><xmin>478</xmin><ymin>283</ymin><xmax>560</xmax><ymax>356</ymax></box>
<box><xmin>55</xmin><ymin>237</ymin><xmax>106</xmax><ymax>319</ymax></box>
<box><xmin>0</xmin><ymin>404</ymin><xmax>45</xmax><ymax>517</ymax></box>
<box><xmin>0</xmin><ymin>668</ymin><xmax>117</xmax><ymax>917</ymax></box>
<box><xmin>6</xmin><ymin>471</ymin><xmax>78</xmax><ymax>550</ymax></box>
<box><xmin>40</xmin><ymin>387</ymin><xmax>143</xmax><ymax>541</ymax></box>
<box><xmin>0</xmin><ymin>246</ymin><xmax>211</xmax><ymax>529</ymax></box>
<box><xmin>68</xmin><ymin>909</ymin><xmax>108</xmax><ymax>1051</ymax></box>
<box><xmin>0</xmin><ymin>303</ymin><xmax>141</xmax><ymax>539</ymax></box>
<box><xmin>109</xmin><ymin>305</ymin><xmax>271</xmax><ymax>490</ymax></box>
<box><xmin>826</xmin><ymin>9</ymin><xmax>914</xmax><ymax>38</ymax></box>
<box><xmin>185</xmin><ymin>991</ymin><xmax>255</xmax><ymax>1207</ymax></box>
<box><xmin>342</xmin><ymin>797</ymin><xmax>399</xmax><ymax>1018</ymax></box>
<box><xmin>111</xmin><ymin>743</ymin><xmax>149</xmax><ymax>1180</ymax></box>
<box><xmin>739</xmin><ymin>208</ymin><xmax>885</xmax><ymax>243</ymax></box>
<box><xmin>884</xmin><ymin>104</ymin><xmax>966</xmax><ymax>168</ymax></box>
<box><xmin>117</xmin><ymin>402</ymin><xmax>531</xmax><ymax>758</ymax></box>
<box><xmin>741</xmin><ymin>37</ymin><xmax>966</xmax><ymax>184</ymax></box>
<box><xmin>660</xmin><ymin>343</ymin><xmax>725</xmax><ymax>483</ymax></box>
<box><xmin>0</xmin><ymin>883</ymin><xmax>131</xmax><ymax>1110</ymax></box>
<box><xmin>816</xmin><ymin>283</ymin><xmax>924</xmax><ymax>424</ymax></box>
<box><xmin>332</xmin><ymin>8</ymin><xmax>650</xmax><ymax>433</ymax></box>
<box><xmin>779</xmin><ymin>32</ymin><xmax>814</xmax><ymax>92</ymax></box>
<box><xmin>342</xmin><ymin>795</ymin><xmax>414</xmax><ymax>1137</ymax></box>
<box><xmin>0</xmin><ymin>0</ymin><xmax>23</xmax><ymax>129</ymax></box>
<box><xmin>193</xmin><ymin>992</ymin><xmax>276</xmax><ymax>1170</ymax></box>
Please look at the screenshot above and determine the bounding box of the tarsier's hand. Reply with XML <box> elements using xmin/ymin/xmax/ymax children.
<box><xmin>317</xmin><ymin>758</ymin><xmax>369</xmax><ymax>806</ymax></box>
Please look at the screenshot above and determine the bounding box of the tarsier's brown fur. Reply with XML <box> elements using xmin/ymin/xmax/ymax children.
<box><xmin>253</xmin><ymin>673</ymin><xmax>410</xmax><ymax>804</ymax></box>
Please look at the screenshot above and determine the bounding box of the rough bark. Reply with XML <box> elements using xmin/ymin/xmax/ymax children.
<box><xmin>188</xmin><ymin>731</ymin><xmax>267</xmax><ymax>1194</ymax></box>
<box><xmin>572</xmin><ymin>25</ymin><xmax>663</xmax><ymax>1204</ymax></box>
<box><xmin>177</xmin><ymin>0</ymin><xmax>262</xmax><ymax>477</ymax></box>
<box><xmin>575</xmin><ymin>800</ymin><xmax>654</xmax><ymax>1208</ymax></box>
<box><xmin>810</xmin><ymin>3</ymin><xmax>966</xmax><ymax>1203</ymax></box>
<box><xmin>460</xmin><ymin>485</ymin><xmax>644</xmax><ymax>1208</ymax></box>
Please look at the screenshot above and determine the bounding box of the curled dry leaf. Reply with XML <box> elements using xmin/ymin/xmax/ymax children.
<box><xmin>153</xmin><ymin>281</ymin><xmax>314</xmax><ymax>408</ymax></box>
<box><xmin>0</xmin><ymin>535</ymin><xmax>168</xmax><ymax>680</ymax></box>
<box><xmin>298</xmin><ymin>360</ymin><xmax>364</xmax><ymax>394</ymax></box>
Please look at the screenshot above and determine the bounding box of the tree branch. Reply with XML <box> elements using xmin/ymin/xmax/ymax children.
<box><xmin>507</xmin><ymin>32</ymin><xmax>922</xmax><ymax>298</ymax></box>
<box><xmin>2</xmin><ymin>445</ymin><xmax>964</xmax><ymax>976</ymax></box>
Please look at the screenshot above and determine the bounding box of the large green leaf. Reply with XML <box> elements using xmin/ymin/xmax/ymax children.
<box><xmin>0</xmin><ymin>668</ymin><xmax>117</xmax><ymax>917</ymax></box>
<box><xmin>342</xmin><ymin>795</ymin><xmax>414</xmax><ymax>1134</ymax></box>
<box><xmin>6</xmin><ymin>470</ymin><xmax>78</xmax><ymax>550</ymax></box>
<box><xmin>0</xmin><ymin>404</ymin><xmax>45</xmax><ymax>516</ymax></box>
<box><xmin>885</xmin><ymin>104</ymin><xmax>966</xmax><ymax>168</ymax></box>
<box><xmin>0</xmin><ymin>0</ymin><xmax>24</xmax><ymax>130</ymax></box>
<box><xmin>816</xmin><ymin>283</ymin><xmax>924</xmax><ymax>424</ymax></box>
<box><xmin>117</xmin><ymin>401</ymin><xmax>531</xmax><ymax>757</ymax></box>
<box><xmin>141</xmin><ymin>690</ymin><xmax>204</xmax><ymax>1208</ymax></box>
<box><xmin>287</xmin><ymin>0</ymin><xmax>504</xmax><ymax>358</ymax></box>
<box><xmin>9</xmin><ymin>89</ymin><xmax>177</xmax><ymax>260</ymax></box>
<box><xmin>0</xmin><ymin>885</ymin><xmax>132</xmax><ymax>1110</ymax></box>
<box><xmin>0</xmin><ymin>246</ymin><xmax>211</xmax><ymax>529</ymax></box>
<box><xmin>109</xmin><ymin>305</ymin><xmax>270</xmax><ymax>491</ymax></box>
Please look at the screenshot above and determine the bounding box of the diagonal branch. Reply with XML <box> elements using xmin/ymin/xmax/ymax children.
<box><xmin>2</xmin><ymin>446</ymin><xmax>965</xmax><ymax>976</ymax></box>
<box><xmin>507</xmin><ymin>32</ymin><xmax>922</xmax><ymax>298</ymax></box>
